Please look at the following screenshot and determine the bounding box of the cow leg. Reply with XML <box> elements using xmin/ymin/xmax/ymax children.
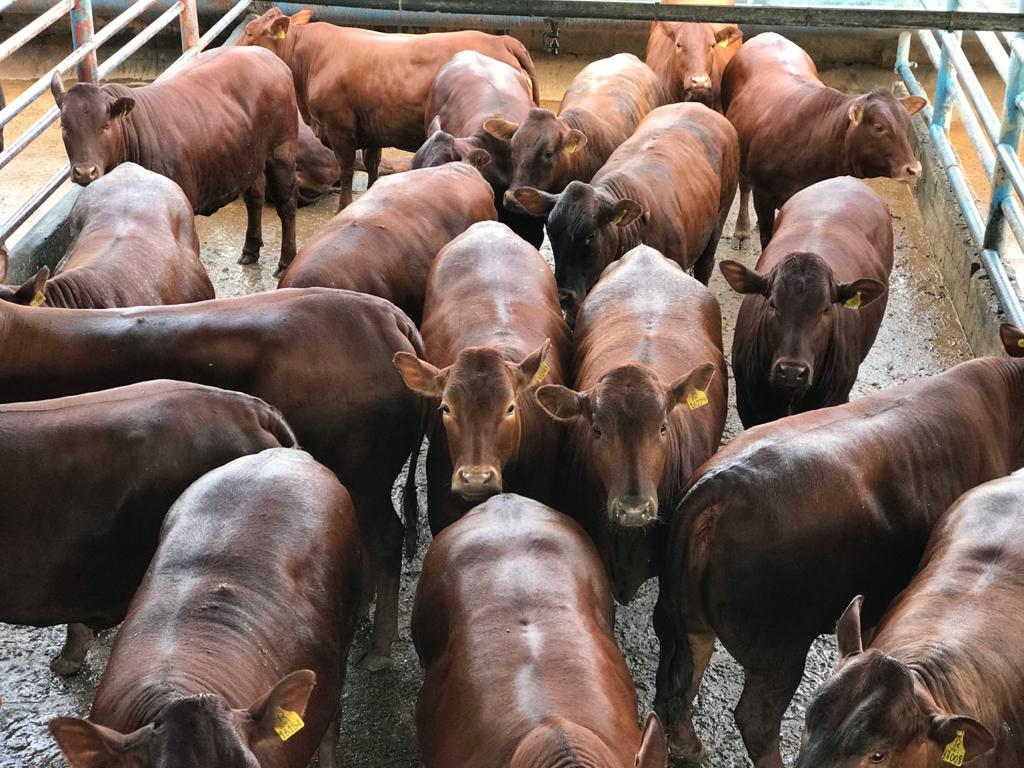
<box><xmin>352</xmin><ymin>489</ymin><xmax>402</xmax><ymax>672</ymax></box>
<box><xmin>327</xmin><ymin>129</ymin><xmax>357</xmax><ymax>212</ymax></box>
<box><xmin>50</xmin><ymin>623</ymin><xmax>94</xmax><ymax>677</ymax></box>
<box><xmin>239</xmin><ymin>176</ymin><xmax>266</xmax><ymax>266</ymax></box>
<box><xmin>266</xmin><ymin>144</ymin><xmax>298</xmax><ymax>277</ymax></box>
<box><xmin>692</xmin><ymin>228</ymin><xmax>722</xmax><ymax>286</ymax></box>
<box><xmin>317</xmin><ymin>710</ymin><xmax>341</xmax><ymax>768</ymax></box>
<box><xmin>753</xmin><ymin>189</ymin><xmax>777</xmax><ymax>251</ymax></box>
<box><xmin>734</xmin><ymin>656</ymin><xmax>807</xmax><ymax>768</ymax></box>
<box><xmin>363</xmin><ymin>147</ymin><xmax>382</xmax><ymax>189</ymax></box>
<box><xmin>733</xmin><ymin>181</ymin><xmax>753</xmax><ymax>248</ymax></box>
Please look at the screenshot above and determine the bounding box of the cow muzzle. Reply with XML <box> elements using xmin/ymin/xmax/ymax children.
<box><xmin>684</xmin><ymin>75</ymin><xmax>713</xmax><ymax>103</ymax></box>
<box><xmin>610</xmin><ymin>496</ymin><xmax>659</xmax><ymax>528</ymax></box>
<box><xmin>451</xmin><ymin>466</ymin><xmax>502</xmax><ymax>500</ymax></box>
<box><xmin>559</xmin><ymin>289</ymin><xmax>582</xmax><ymax>329</ymax></box>
<box><xmin>70</xmin><ymin>163</ymin><xmax>100</xmax><ymax>185</ymax></box>
<box><xmin>770</xmin><ymin>359</ymin><xmax>811</xmax><ymax>390</ymax></box>
<box><xmin>503</xmin><ymin>189</ymin><xmax>526</xmax><ymax>213</ymax></box>
<box><xmin>894</xmin><ymin>161</ymin><xmax>922</xmax><ymax>182</ymax></box>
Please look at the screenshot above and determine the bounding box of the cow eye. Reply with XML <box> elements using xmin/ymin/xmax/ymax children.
<box><xmin>440</xmin><ymin>404</ymin><xmax>451</xmax><ymax>416</ymax></box>
<box><xmin>767</xmin><ymin>300</ymin><xmax>776</xmax><ymax>311</ymax></box>
<box><xmin>544</xmin><ymin>149</ymin><xmax>554</xmax><ymax>159</ymax></box>
<box><xmin>660</xmin><ymin>422</ymin><xmax>668</xmax><ymax>436</ymax></box>
<box><xmin>506</xmin><ymin>403</ymin><xmax>515</xmax><ymax>416</ymax></box>
<box><xmin>583</xmin><ymin>235</ymin><xmax>594</xmax><ymax>246</ymax></box>
<box><xmin>869</xmin><ymin>753</ymin><xmax>886</xmax><ymax>763</ymax></box>
<box><xmin>873</xmin><ymin>123</ymin><xmax>885</xmax><ymax>132</ymax></box>
<box><xmin>592</xmin><ymin>424</ymin><xmax>602</xmax><ymax>438</ymax></box>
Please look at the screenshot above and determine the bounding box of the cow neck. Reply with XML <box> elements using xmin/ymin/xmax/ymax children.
<box><xmin>39</xmin><ymin>274</ymin><xmax>79</xmax><ymax>309</ymax></box>
<box><xmin>105</xmin><ymin>83</ymin><xmax>147</xmax><ymax>168</ymax></box>
<box><xmin>279</xmin><ymin>27</ymin><xmax>314</xmax><ymax>104</ymax></box>
<box><xmin>806</xmin><ymin>84</ymin><xmax>857</xmax><ymax>177</ymax></box>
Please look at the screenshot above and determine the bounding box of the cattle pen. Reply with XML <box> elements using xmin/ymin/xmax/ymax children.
<box><xmin>0</xmin><ymin>0</ymin><xmax>1023</xmax><ymax>767</ymax></box>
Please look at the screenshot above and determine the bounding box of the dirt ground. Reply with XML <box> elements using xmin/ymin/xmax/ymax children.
<box><xmin>0</xmin><ymin>59</ymin><xmax>976</xmax><ymax>768</ymax></box>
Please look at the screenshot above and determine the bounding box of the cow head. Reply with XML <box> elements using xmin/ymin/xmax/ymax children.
<box><xmin>510</xmin><ymin>714</ymin><xmax>667</xmax><ymax>768</ymax></box>
<box><xmin>537</xmin><ymin>362</ymin><xmax>716</xmax><ymax>528</ymax></box>
<box><xmin>411</xmin><ymin>130</ymin><xmax>490</xmax><ymax>172</ymax></box>
<box><xmin>656</xmin><ymin>22</ymin><xmax>741</xmax><ymax>104</ymax></box>
<box><xmin>720</xmin><ymin>254</ymin><xmax>886</xmax><ymax>395</ymax></box>
<box><xmin>795</xmin><ymin>596</ymin><xmax>995</xmax><ymax>768</ymax></box>
<box><xmin>0</xmin><ymin>267</ymin><xmax>48</xmax><ymax>306</ymax></box>
<box><xmin>394</xmin><ymin>342</ymin><xmax>551</xmax><ymax>502</ymax></box>
<box><xmin>1001</xmin><ymin>323</ymin><xmax>1024</xmax><ymax>358</ymax></box>
<box><xmin>485</xmin><ymin>108</ymin><xmax>588</xmax><ymax>208</ymax></box>
<box><xmin>51</xmin><ymin>74</ymin><xmax>134</xmax><ymax>186</ymax></box>
<box><xmin>49</xmin><ymin>670</ymin><xmax>317</xmax><ymax>768</ymax></box>
<box><xmin>236</xmin><ymin>7</ymin><xmax>311</xmax><ymax>52</ymax></box>
<box><xmin>511</xmin><ymin>181</ymin><xmax>642</xmax><ymax>327</ymax></box>
<box><xmin>844</xmin><ymin>90</ymin><xmax>927</xmax><ymax>182</ymax></box>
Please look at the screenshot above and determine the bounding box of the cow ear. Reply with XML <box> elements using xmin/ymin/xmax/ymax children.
<box><xmin>50</xmin><ymin>71</ymin><xmax>67</xmax><ymax>108</ymax></box>
<box><xmin>668</xmin><ymin>362</ymin><xmax>716</xmax><ymax>413</ymax></box>
<box><xmin>714</xmin><ymin>24</ymin><xmax>742</xmax><ymax>45</ymax></box>
<box><xmin>512</xmin><ymin>187</ymin><xmax>559</xmax><ymax>217</ymax></box>
<box><xmin>563</xmin><ymin>129</ymin><xmax>587</xmax><ymax>154</ymax></box>
<box><xmin>482</xmin><ymin>118</ymin><xmax>519</xmax><ymax>141</ymax></box>
<box><xmin>512</xmin><ymin>339</ymin><xmax>551</xmax><ymax>392</ymax></box>
<box><xmin>290</xmin><ymin>9</ymin><xmax>312</xmax><ymax>24</ymax></box>
<box><xmin>927</xmin><ymin>714</ymin><xmax>995</xmax><ymax>764</ymax></box>
<box><xmin>109</xmin><ymin>97</ymin><xmax>134</xmax><ymax>121</ymax></box>
<box><xmin>453</xmin><ymin>138</ymin><xmax>490</xmax><ymax>170</ymax></box>
<box><xmin>49</xmin><ymin>717</ymin><xmax>152</xmax><ymax>768</ymax></box>
<box><xmin>535</xmin><ymin>384</ymin><xmax>588</xmax><ymax>422</ymax></box>
<box><xmin>719</xmin><ymin>260</ymin><xmax>769</xmax><ymax>296</ymax></box>
<box><xmin>606</xmin><ymin>199</ymin><xmax>642</xmax><ymax>228</ymax></box>
<box><xmin>269</xmin><ymin>14</ymin><xmax>290</xmax><ymax>38</ymax></box>
<box><xmin>247</xmin><ymin>669</ymin><xmax>317</xmax><ymax>748</ymax></box>
<box><xmin>393</xmin><ymin>352</ymin><xmax>446</xmax><ymax>398</ymax></box>
<box><xmin>848</xmin><ymin>100</ymin><xmax>864</xmax><ymax>126</ymax></box>
<box><xmin>900</xmin><ymin>95</ymin><xmax>927</xmax><ymax>117</ymax></box>
<box><xmin>835</xmin><ymin>278</ymin><xmax>886</xmax><ymax>310</ymax></box>
<box><xmin>635</xmin><ymin>713</ymin><xmax>668</xmax><ymax>768</ymax></box>
<box><xmin>836</xmin><ymin>595</ymin><xmax>864</xmax><ymax>661</ymax></box>
<box><xmin>12</xmin><ymin>267</ymin><xmax>49</xmax><ymax>306</ymax></box>
<box><xmin>999</xmin><ymin>323</ymin><xmax>1024</xmax><ymax>358</ymax></box>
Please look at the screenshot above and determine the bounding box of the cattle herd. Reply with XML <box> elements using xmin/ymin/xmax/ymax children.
<box><xmin>1</xmin><ymin>5</ymin><xmax>1023</xmax><ymax>768</ymax></box>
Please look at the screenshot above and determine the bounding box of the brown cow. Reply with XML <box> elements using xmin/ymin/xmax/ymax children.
<box><xmin>0</xmin><ymin>164</ymin><xmax>213</xmax><ymax>308</ymax></box>
<box><xmin>51</xmin><ymin>46</ymin><xmax>298</xmax><ymax>273</ymax></box>
<box><xmin>488</xmin><ymin>53</ymin><xmax>668</xmax><ymax>212</ymax></box>
<box><xmin>50</xmin><ymin>448</ymin><xmax>364</xmax><ymax>768</ymax></box>
<box><xmin>0</xmin><ymin>380</ymin><xmax>295</xmax><ymax>676</ymax></box>
<box><xmin>0</xmin><ymin>288</ymin><xmax>424</xmax><ymax>671</ymax></box>
<box><xmin>278</xmin><ymin>162</ymin><xmax>496</xmax><ymax>324</ymax></box>
<box><xmin>413</xmin><ymin>493</ymin><xmax>668</xmax><ymax>768</ymax></box>
<box><xmin>536</xmin><ymin>245</ymin><xmax>726</xmax><ymax>604</ymax></box>
<box><xmin>413</xmin><ymin>50</ymin><xmax>544</xmax><ymax>247</ymax></box>
<box><xmin>393</xmin><ymin>221</ymin><xmax>569</xmax><ymax>532</ymax></box>
<box><xmin>722</xmin><ymin>32</ymin><xmax>926</xmax><ymax>247</ymax></box>
<box><xmin>645</xmin><ymin>0</ymin><xmax>742</xmax><ymax>109</ymax></box>
<box><xmin>720</xmin><ymin>177</ymin><xmax>892</xmax><ymax>427</ymax></box>
<box><xmin>237</xmin><ymin>7</ymin><xmax>538</xmax><ymax>210</ymax></box>
<box><xmin>797</xmin><ymin>469</ymin><xmax>1024</xmax><ymax>768</ymax></box>
<box><xmin>513</xmin><ymin>103</ymin><xmax>738</xmax><ymax>326</ymax></box>
<box><xmin>653</xmin><ymin>325</ymin><xmax>1024</xmax><ymax>768</ymax></box>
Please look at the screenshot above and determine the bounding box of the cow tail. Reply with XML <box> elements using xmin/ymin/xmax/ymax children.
<box><xmin>400</xmin><ymin>318</ymin><xmax>430</xmax><ymax>561</ymax></box>
<box><xmin>508</xmin><ymin>37</ymin><xmax>542</xmax><ymax>105</ymax></box>
<box><xmin>668</xmin><ymin>474</ymin><xmax>724</xmax><ymax>628</ymax></box>
<box><xmin>260</xmin><ymin>400</ymin><xmax>300</xmax><ymax>449</ymax></box>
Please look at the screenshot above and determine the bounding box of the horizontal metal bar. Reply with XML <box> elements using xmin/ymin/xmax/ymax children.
<box><xmin>269</xmin><ymin>2</ymin><xmax>640</xmax><ymax>28</ymax></box>
<box><xmin>0</xmin><ymin>0</ymin><xmax>18</xmax><ymax>12</ymax></box>
<box><xmin>160</xmin><ymin>0</ymin><xmax>251</xmax><ymax>78</ymax></box>
<box><xmin>980</xmin><ymin>246</ymin><xmax>1024</xmax><ymax>327</ymax></box>
<box><xmin>97</xmin><ymin>1</ymin><xmax>183</xmax><ymax>75</ymax></box>
<box><xmin>0</xmin><ymin>105</ymin><xmax>59</xmax><ymax>173</ymax></box>
<box><xmin>0</xmin><ymin>164</ymin><xmax>69</xmax><ymax>244</ymax></box>
<box><xmin>975</xmin><ymin>30</ymin><xmax>1009</xmax><ymax>83</ymax></box>
<box><xmin>0</xmin><ymin>0</ymin><xmax>73</xmax><ymax>63</ymax></box>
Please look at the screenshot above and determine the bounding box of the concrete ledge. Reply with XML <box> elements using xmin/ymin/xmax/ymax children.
<box><xmin>7</xmin><ymin>187</ymin><xmax>78</xmax><ymax>283</ymax></box>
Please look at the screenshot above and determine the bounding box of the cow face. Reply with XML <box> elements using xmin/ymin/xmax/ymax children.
<box><xmin>49</xmin><ymin>670</ymin><xmax>316</xmax><ymax>768</ymax></box>
<box><xmin>721</xmin><ymin>254</ymin><xmax>886</xmax><ymax>394</ymax></box>
<box><xmin>795</xmin><ymin>597</ymin><xmax>995</xmax><ymax>768</ymax></box>
<box><xmin>510</xmin><ymin>714</ymin><xmax>667</xmax><ymax>768</ymax></box>
<box><xmin>0</xmin><ymin>267</ymin><xmax>48</xmax><ymax>306</ymax></box>
<box><xmin>537</xmin><ymin>362</ymin><xmax>715</xmax><ymax>528</ymax></box>
<box><xmin>486</xmin><ymin>109</ymin><xmax>588</xmax><ymax>208</ymax></box>
<box><xmin>658</xmin><ymin>22</ymin><xmax>741</xmax><ymax>104</ymax></box>
<box><xmin>394</xmin><ymin>342</ymin><xmax>550</xmax><ymax>502</ymax></box>
<box><xmin>51</xmin><ymin>74</ymin><xmax>134</xmax><ymax>186</ymax></box>
<box><xmin>844</xmin><ymin>90</ymin><xmax>926</xmax><ymax>182</ymax></box>
<box><xmin>236</xmin><ymin>7</ymin><xmax>311</xmax><ymax>52</ymax></box>
<box><xmin>411</xmin><ymin>130</ymin><xmax>490</xmax><ymax>172</ymax></box>
<box><xmin>512</xmin><ymin>181</ymin><xmax>642</xmax><ymax>327</ymax></box>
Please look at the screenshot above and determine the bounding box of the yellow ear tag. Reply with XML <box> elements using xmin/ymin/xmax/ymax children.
<box><xmin>273</xmin><ymin>708</ymin><xmax>304</xmax><ymax>742</ymax></box>
<box><xmin>274</xmin><ymin>27</ymin><xmax>287</xmax><ymax>39</ymax></box>
<box><xmin>844</xmin><ymin>291</ymin><xmax>862</xmax><ymax>310</ymax></box>
<box><xmin>1018</xmin><ymin>338</ymin><xmax>1024</xmax><ymax>349</ymax></box>
<box><xmin>942</xmin><ymin>730</ymin><xmax>966</xmax><ymax>766</ymax></box>
<box><xmin>686</xmin><ymin>389</ymin><xmax>709</xmax><ymax>411</ymax></box>
<box><xmin>718</xmin><ymin>39</ymin><xmax>730</xmax><ymax>47</ymax></box>
<box><xmin>532</xmin><ymin>360</ymin><xmax>550</xmax><ymax>386</ymax></box>
<box><xmin>30</xmin><ymin>290</ymin><xmax>45</xmax><ymax>307</ymax></box>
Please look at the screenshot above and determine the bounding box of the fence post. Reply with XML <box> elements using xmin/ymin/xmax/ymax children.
<box><xmin>69</xmin><ymin>0</ymin><xmax>97</xmax><ymax>83</ymax></box>
<box><xmin>932</xmin><ymin>0</ymin><xmax>961</xmax><ymax>131</ymax></box>
<box><xmin>180</xmin><ymin>0</ymin><xmax>200</xmax><ymax>51</ymax></box>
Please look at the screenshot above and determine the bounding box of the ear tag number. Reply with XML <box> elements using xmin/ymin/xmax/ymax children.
<box><xmin>844</xmin><ymin>291</ymin><xmax>862</xmax><ymax>310</ymax></box>
<box><xmin>686</xmin><ymin>389</ymin><xmax>709</xmax><ymax>411</ymax></box>
<box><xmin>532</xmin><ymin>360</ymin><xmax>550</xmax><ymax>386</ymax></box>
<box><xmin>274</xmin><ymin>708</ymin><xmax>304</xmax><ymax>742</ymax></box>
<box><xmin>30</xmin><ymin>291</ymin><xmax>45</xmax><ymax>307</ymax></box>
<box><xmin>942</xmin><ymin>730</ymin><xmax>966</xmax><ymax>766</ymax></box>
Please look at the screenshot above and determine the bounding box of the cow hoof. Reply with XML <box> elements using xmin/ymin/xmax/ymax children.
<box><xmin>731</xmin><ymin>234</ymin><xmax>749</xmax><ymax>250</ymax></box>
<box><xmin>49</xmin><ymin>654</ymin><xmax>83</xmax><ymax>677</ymax></box>
<box><xmin>273</xmin><ymin>262</ymin><xmax>289</xmax><ymax>278</ymax></box>
<box><xmin>238</xmin><ymin>251</ymin><xmax>259</xmax><ymax>266</ymax></box>
<box><xmin>358</xmin><ymin>652</ymin><xmax>393</xmax><ymax>672</ymax></box>
<box><xmin>667</xmin><ymin>732</ymin><xmax>706</xmax><ymax>767</ymax></box>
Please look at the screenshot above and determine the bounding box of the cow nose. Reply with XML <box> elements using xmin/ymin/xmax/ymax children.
<box><xmin>689</xmin><ymin>74</ymin><xmax>712</xmax><ymax>90</ymax></box>
<box><xmin>611</xmin><ymin>497</ymin><xmax>659</xmax><ymax>528</ymax></box>
<box><xmin>772</xmin><ymin>360</ymin><xmax>811</xmax><ymax>388</ymax></box>
<box><xmin>503</xmin><ymin>189</ymin><xmax>524</xmax><ymax>213</ymax></box>
<box><xmin>452</xmin><ymin>466</ymin><xmax>501</xmax><ymax>500</ymax></box>
<box><xmin>559</xmin><ymin>289</ymin><xmax>582</xmax><ymax>329</ymax></box>
<box><xmin>71</xmin><ymin>164</ymin><xmax>99</xmax><ymax>185</ymax></box>
<box><xmin>898</xmin><ymin>161</ymin><xmax>922</xmax><ymax>181</ymax></box>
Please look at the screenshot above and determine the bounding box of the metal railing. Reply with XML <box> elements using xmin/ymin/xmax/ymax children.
<box><xmin>897</xmin><ymin>2</ymin><xmax>1024</xmax><ymax>327</ymax></box>
<box><xmin>0</xmin><ymin>0</ymin><xmax>252</xmax><ymax>245</ymax></box>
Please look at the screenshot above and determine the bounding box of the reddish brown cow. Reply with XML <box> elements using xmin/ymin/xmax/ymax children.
<box><xmin>721</xmin><ymin>177</ymin><xmax>893</xmax><ymax>427</ymax></box>
<box><xmin>393</xmin><ymin>221</ymin><xmax>569</xmax><ymax>532</ymax></box>
<box><xmin>514</xmin><ymin>103</ymin><xmax>738</xmax><ymax>325</ymax></box>
<box><xmin>50</xmin><ymin>448</ymin><xmax>364</xmax><ymax>768</ymax></box>
<box><xmin>278</xmin><ymin>163</ymin><xmax>496</xmax><ymax>324</ymax></box>
<box><xmin>653</xmin><ymin>325</ymin><xmax>1024</xmax><ymax>768</ymax></box>
<box><xmin>51</xmin><ymin>46</ymin><xmax>298</xmax><ymax>273</ymax></box>
<box><xmin>413</xmin><ymin>50</ymin><xmax>544</xmax><ymax>247</ymax></box>
<box><xmin>488</xmin><ymin>53</ymin><xmax>668</xmax><ymax>211</ymax></box>
<box><xmin>722</xmin><ymin>33</ymin><xmax>925</xmax><ymax>247</ymax></box>
<box><xmin>0</xmin><ymin>381</ymin><xmax>294</xmax><ymax>677</ymax></box>
<box><xmin>0</xmin><ymin>164</ymin><xmax>212</xmax><ymax>308</ymax></box>
<box><xmin>536</xmin><ymin>245</ymin><xmax>725</xmax><ymax>604</ymax></box>
<box><xmin>237</xmin><ymin>7</ymin><xmax>538</xmax><ymax>210</ymax></box>
<box><xmin>413</xmin><ymin>493</ymin><xmax>668</xmax><ymax>768</ymax></box>
<box><xmin>797</xmin><ymin>469</ymin><xmax>1024</xmax><ymax>768</ymax></box>
<box><xmin>0</xmin><ymin>288</ymin><xmax>424</xmax><ymax>671</ymax></box>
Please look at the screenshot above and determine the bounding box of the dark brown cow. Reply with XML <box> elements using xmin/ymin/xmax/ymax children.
<box><xmin>50</xmin><ymin>448</ymin><xmax>364</xmax><ymax>768</ymax></box>
<box><xmin>489</xmin><ymin>53</ymin><xmax>668</xmax><ymax>212</ymax></box>
<box><xmin>393</xmin><ymin>221</ymin><xmax>569</xmax><ymax>532</ymax></box>
<box><xmin>536</xmin><ymin>245</ymin><xmax>725</xmax><ymax>604</ymax></box>
<box><xmin>237</xmin><ymin>7</ymin><xmax>538</xmax><ymax>210</ymax></box>
<box><xmin>0</xmin><ymin>164</ymin><xmax>213</xmax><ymax>308</ymax></box>
<box><xmin>278</xmin><ymin>163</ymin><xmax>496</xmax><ymax>324</ymax></box>
<box><xmin>51</xmin><ymin>46</ymin><xmax>298</xmax><ymax>273</ymax></box>
<box><xmin>722</xmin><ymin>32</ymin><xmax>926</xmax><ymax>248</ymax></box>
<box><xmin>721</xmin><ymin>177</ymin><xmax>892</xmax><ymax>427</ymax></box>
<box><xmin>413</xmin><ymin>493</ymin><xmax>668</xmax><ymax>768</ymax></box>
<box><xmin>513</xmin><ymin>103</ymin><xmax>738</xmax><ymax>325</ymax></box>
<box><xmin>0</xmin><ymin>288</ymin><xmax>424</xmax><ymax>671</ymax></box>
<box><xmin>0</xmin><ymin>380</ymin><xmax>295</xmax><ymax>677</ymax></box>
<box><xmin>413</xmin><ymin>50</ymin><xmax>544</xmax><ymax>247</ymax></box>
<box><xmin>653</xmin><ymin>325</ymin><xmax>1024</xmax><ymax>768</ymax></box>
<box><xmin>797</xmin><ymin>469</ymin><xmax>1024</xmax><ymax>768</ymax></box>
